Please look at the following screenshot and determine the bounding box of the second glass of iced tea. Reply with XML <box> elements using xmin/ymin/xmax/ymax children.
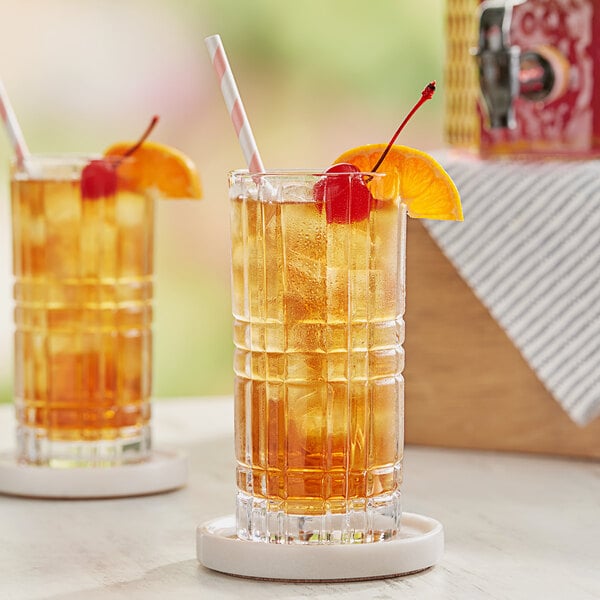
<box><xmin>11</xmin><ymin>156</ymin><xmax>153</xmax><ymax>467</ymax></box>
<box><xmin>230</xmin><ymin>169</ymin><xmax>405</xmax><ymax>544</ymax></box>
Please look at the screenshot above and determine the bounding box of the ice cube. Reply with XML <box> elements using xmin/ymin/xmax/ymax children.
<box><xmin>45</xmin><ymin>181</ymin><xmax>81</xmax><ymax>225</ymax></box>
<box><xmin>279</xmin><ymin>181</ymin><xmax>315</xmax><ymax>204</ymax></box>
<box><xmin>115</xmin><ymin>191</ymin><xmax>146</xmax><ymax>227</ymax></box>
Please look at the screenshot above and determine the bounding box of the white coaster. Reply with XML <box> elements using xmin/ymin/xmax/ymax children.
<box><xmin>197</xmin><ymin>512</ymin><xmax>444</xmax><ymax>582</ymax></box>
<box><xmin>0</xmin><ymin>449</ymin><xmax>187</xmax><ymax>499</ymax></box>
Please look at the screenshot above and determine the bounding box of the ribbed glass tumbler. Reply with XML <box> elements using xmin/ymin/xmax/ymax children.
<box><xmin>11</xmin><ymin>156</ymin><xmax>153</xmax><ymax>467</ymax></box>
<box><xmin>229</xmin><ymin>169</ymin><xmax>406</xmax><ymax>544</ymax></box>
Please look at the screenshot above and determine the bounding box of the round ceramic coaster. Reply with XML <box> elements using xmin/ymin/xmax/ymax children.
<box><xmin>0</xmin><ymin>449</ymin><xmax>187</xmax><ymax>499</ymax></box>
<box><xmin>197</xmin><ymin>512</ymin><xmax>444</xmax><ymax>582</ymax></box>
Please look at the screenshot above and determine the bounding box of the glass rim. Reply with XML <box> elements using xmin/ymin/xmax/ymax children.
<box><xmin>11</xmin><ymin>153</ymin><xmax>102</xmax><ymax>165</ymax></box>
<box><xmin>229</xmin><ymin>168</ymin><xmax>390</xmax><ymax>178</ymax></box>
<box><xmin>10</xmin><ymin>153</ymin><xmax>137</xmax><ymax>181</ymax></box>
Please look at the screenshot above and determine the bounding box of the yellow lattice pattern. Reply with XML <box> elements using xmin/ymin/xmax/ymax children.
<box><xmin>444</xmin><ymin>0</ymin><xmax>480</xmax><ymax>149</ymax></box>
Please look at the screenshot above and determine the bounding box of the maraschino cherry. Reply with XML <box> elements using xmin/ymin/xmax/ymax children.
<box><xmin>314</xmin><ymin>82</ymin><xmax>436</xmax><ymax>224</ymax></box>
<box><xmin>313</xmin><ymin>163</ymin><xmax>373</xmax><ymax>224</ymax></box>
<box><xmin>80</xmin><ymin>159</ymin><xmax>119</xmax><ymax>199</ymax></box>
<box><xmin>81</xmin><ymin>116</ymin><xmax>159</xmax><ymax>200</ymax></box>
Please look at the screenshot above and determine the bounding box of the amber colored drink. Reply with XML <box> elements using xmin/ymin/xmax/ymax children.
<box><xmin>230</xmin><ymin>170</ymin><xmax>406</xmax><ymax>543</ymax></box>
<box><xmin>11</xmin><ymin>156</ymin><xmax>153</xmax><ymax>466</ymax></box>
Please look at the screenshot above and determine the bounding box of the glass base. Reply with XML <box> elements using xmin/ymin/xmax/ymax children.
<box><xmin>236</xmin><ymin>490</ymin><xmax>402</xmax><ymax>544</ymax></box>
<box><xmin>16</xmin><ymin>425</ymin><xmax>152</xmax><ymax>467</ymax></box>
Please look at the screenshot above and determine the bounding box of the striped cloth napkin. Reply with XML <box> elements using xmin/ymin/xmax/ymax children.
<box><xmin>426</xmin><ymin>153</ymin><xmax>600</xmax><ymax>425</ymax></box>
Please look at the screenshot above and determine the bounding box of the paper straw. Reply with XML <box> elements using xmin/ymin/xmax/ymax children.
<box><xmin>0</xmin><ymin>79</ymin><xmax>30</xmax><ymax>168</ymax></box>
<box><xmin>205</xmin><ymin>34</ymin><xmax>265</xmax><ymax>173</ymax></box>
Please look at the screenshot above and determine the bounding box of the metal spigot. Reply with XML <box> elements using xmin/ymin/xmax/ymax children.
<box><xmin>474</xmin><ymin>0</ymin><xmax>525</xmax><ymax>129</ymax></box>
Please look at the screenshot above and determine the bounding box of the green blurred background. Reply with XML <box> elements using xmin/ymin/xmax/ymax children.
<box><xmin>0</xmin><ymin>0</ymin><xmax>447</xmax><ymax>404</ymax></box>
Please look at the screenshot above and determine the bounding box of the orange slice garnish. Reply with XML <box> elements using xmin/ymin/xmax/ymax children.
<box><xmin>104</xmin><ymin>141</ymin><xmax>202</xmax><ymax>199</ymax></box>
<box><xmin>334</xmin><ymin>144</ymin><xmax>462</xmax><ymax>221</ymax></box>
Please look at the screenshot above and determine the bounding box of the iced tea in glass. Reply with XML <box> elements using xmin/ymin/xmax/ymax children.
<box><xmin>11</xmin><ymin>156</ymin><xmax>153</xmax><ymax>466</ymax></box>
<box><xmin>230</xmin><ymin>169</ymin><xmax>405</xmax><ymax>543</ymax></box>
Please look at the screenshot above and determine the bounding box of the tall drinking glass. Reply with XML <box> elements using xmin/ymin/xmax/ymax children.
<box><xmin>10</xmin><ymin>156</ymin><xmax>153</xmax><ymax>467</ymax></box>
<box><xmin>230</xmin><ymin>170</ymin><xmax>405</xmax><ymax>544</ymax></box>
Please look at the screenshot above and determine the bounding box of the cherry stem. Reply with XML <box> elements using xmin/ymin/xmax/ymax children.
<box><xmin>123</xmin><ymin>115</ymin><xmax>159</xmax><ymax>158</ymax></box>
<box><xmin>370</xmin><ymin>81</ymin><xmax>436</xmax><ymax>173</ymax></box>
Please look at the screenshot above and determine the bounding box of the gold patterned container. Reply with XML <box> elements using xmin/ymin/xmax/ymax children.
<box><xmin>444</xmin><ymin>0</ymin><xmax>480</xmax><ymax>151</ymax></box>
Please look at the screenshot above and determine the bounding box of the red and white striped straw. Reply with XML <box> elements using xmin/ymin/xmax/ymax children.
<box><xmin>205</xmin><ymin>34</ymin><xmax>265</xmax><ymax>174</ymax></box>
<box><xmin>0</xmin><ymin>79</ymin><xmax>30</xmax><ymax>168</ymax></box>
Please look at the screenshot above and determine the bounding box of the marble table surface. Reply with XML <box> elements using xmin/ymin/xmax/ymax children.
<box><xmin>0</xmin><ymin>397</ymin><xmax>598</xmax><ymax>600</ymax></box>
